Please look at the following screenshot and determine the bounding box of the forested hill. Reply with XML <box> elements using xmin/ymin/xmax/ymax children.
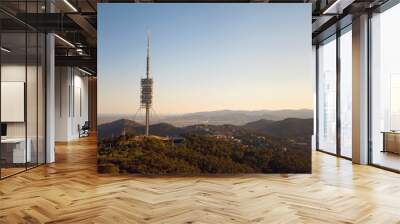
<box><xmin>98</xmin><ymin>118</ymin><xmax>313</xmax><ymax>141</ymax></box>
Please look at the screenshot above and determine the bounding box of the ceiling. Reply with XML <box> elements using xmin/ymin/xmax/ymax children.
<box><xmin>0</xmin><ymin>0</ymin><xmax>392</xmax><ymax>75</ymax></box>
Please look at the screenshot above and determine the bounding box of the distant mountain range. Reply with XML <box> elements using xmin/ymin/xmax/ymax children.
<box><xmin>97</xmin><ymin>117</ymin><xmax>313</xmax><ymax>141</ymax></box>
<box><xmin>98</xmin><ymin>109</ymin><xmax>313</xmax><ymax>126</ymax></box>
<box><xmin>243</xmin><ymin>118</ymin><xmax>313</xmax><ymax>138</ymax></box>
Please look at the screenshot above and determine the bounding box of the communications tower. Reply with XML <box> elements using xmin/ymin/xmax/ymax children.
<box><xmin>140</xmin><ymin>33</ymin><xmax>153</xmax><ymax>136</ymax></box>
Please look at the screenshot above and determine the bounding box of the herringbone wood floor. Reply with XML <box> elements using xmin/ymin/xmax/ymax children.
<box><xmin>1</xmin><ymin>135</ymin><xmax>400</xmax><ymax>224</ymax></box>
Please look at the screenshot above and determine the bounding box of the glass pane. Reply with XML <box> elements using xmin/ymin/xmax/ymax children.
<box><xmin>318</xmin><ymin>36</ymin><xmax>337</xmax><ymax>154</ymax></box>
<box><xmin>340</xmin><ymin>29</ymin><xmax>352</xmax><ymax>158</ymax></box>
<box><xmin>371</xmin><ymin>4</ymin><xmax>400</xmax><ymax>171</ymax></box>
<box><xmin>38</xmin><ymin>33</ymin><xmax>46</xmax><ymax>165</ymax></box>
<box><xmin>27</xmin><ymin>31</ymin><xmax>38</xmax><ymax>169</ymax></box>
<box><xmin>390</xmin><ymin>74</ymin><xmax>400</xmax><ymax>130</ymax></box>
<box><xmin>0</xmin><ymin>1</ymin><xmax>46</xmax><ymax>178</ymax></box>
<box><xmin>1</xmin><ymin>32</ymin><xmax>27</xmax><ymax>177</ymax></box>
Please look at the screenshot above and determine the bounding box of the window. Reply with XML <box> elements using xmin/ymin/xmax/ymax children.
<box><xmin>317</xmin><ymin>35</ymin><xmax>337</xmax><ymax>154</ymax></box>
<box><xmin>339</xmin><ymin>27</ymin><xmax>352</xmax><ymax>158</ymax></box>
<box><xmin>370</xmin><ymin>3</ymin><xmax>400</xmax><ymax>171</ymax></box>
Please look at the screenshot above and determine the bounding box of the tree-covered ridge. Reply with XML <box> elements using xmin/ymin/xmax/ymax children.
<box><xmin>97</xmin><ymin>131</ymin><xmax>311</xmax><ymax>174</ymax></box>
<box><xmin>97</xmin><ymin>118</ymin><xmax>313</xmax><ymax>141</ymax></box>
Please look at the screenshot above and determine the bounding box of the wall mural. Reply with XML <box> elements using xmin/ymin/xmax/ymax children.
<box><xmin>97</xmin><ymin>4</ymin><xmax>313</xmax><ymax>174</ymax></box>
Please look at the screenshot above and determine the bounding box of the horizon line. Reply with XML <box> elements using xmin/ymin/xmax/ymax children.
<box><xmin>98</xmin><ymin>108</ymin><xmax>314</xmax><ymax>116</ymax></box>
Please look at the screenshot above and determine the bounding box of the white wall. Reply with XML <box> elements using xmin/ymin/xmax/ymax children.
<box><xmin>1</xmin><ymin>65</ymin><xmax>28</xmax><ymax>140</ymax></box>
<box><xmin>55</xmin><ymin>67</ymin><xmax>89</xmax><ymax>141</ymax></box>
<box><xmin>1</xmin><ymin>65</ymin><xmax>40</xmax><ymax>136</ymax></box>
<box><xmin>1</xmin><ymin>63</ymin><xmax>46</xmax><ymax>164</ymax></box>
<box><xmin>71</xmin><ymin>73</ymin><xmax>89</xmax><ymax>138</ymax></box>
<box><xmin>55</xmin><ymin>67</ymin><xmax>69</xmax><ymax>141</ymax></box>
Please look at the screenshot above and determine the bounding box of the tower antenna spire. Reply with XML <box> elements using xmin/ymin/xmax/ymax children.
<box><xmin>146</xmin><ymin>31</ymin><xmax>151</xmax><ymax>79</ymax></box>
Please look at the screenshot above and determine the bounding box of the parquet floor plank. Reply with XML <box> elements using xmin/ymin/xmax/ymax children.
<box><xmin>0</xmin><ymin>135</ymin><xmax>399</xmax><ymax>223</ymax></box>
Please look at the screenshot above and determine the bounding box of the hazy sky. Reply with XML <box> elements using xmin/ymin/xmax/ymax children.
<box><xmin>98</xmin><ymin>4</ymin><xmax>312</xmax><ymax>115</ymax></box>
